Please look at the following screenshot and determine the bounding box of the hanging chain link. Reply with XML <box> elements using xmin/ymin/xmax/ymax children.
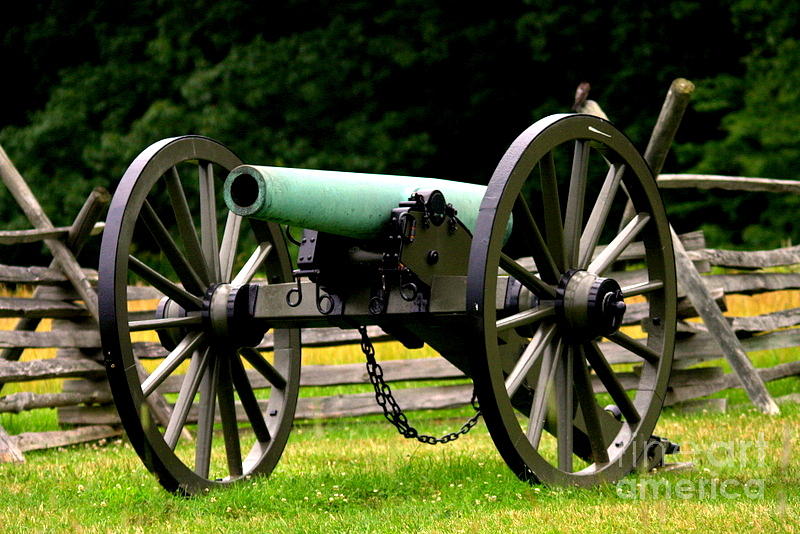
<box><xmin>358</xmin><ymin>325</ymin><xmax>482</xmax><ymax>445</ymax></box>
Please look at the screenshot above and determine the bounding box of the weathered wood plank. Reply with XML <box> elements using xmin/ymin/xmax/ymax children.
<box><xmin>296</xmin><ymin>325</ymin><xmax>390</xmax><ymax>347</ymax></box>
<box><xmin>663</xmin><ymin>309</ymin><xmax>800</xmax><ymax>336</ymax></box>
<box><xmin>58</xmin><ymin>383</ymin><xmax>478</xmax><ymax>425</ymax></box>
<box><xmin>730</xmin><ymin>308</ymin><xmax>800</xmax><ymax>334</ymax></box>
<box><xmin>0</xmin><ymin>297</ymin><xmax>89</xmax><ymax>319</ymax></box>
<box><xmin>0</xmin><ymin>424</ymin><xmax>24</xmax><ymax>463</ymax></box>
<box><xmin>687</xmin><ymin>245</ymin><xmax>800</xmax><ymax>270</ymax></box>
<box><xmin>56</xmin><ymin>364</ymin><xmax>740</xmax><ymax>424</ymax></box>
<box><xmin>0</xmin><ymin>358</ymin><xmax>105</xmax><ymax>383</ymax></box>
<box><xmin>0</xmin><ymin>223</ymin><xmax>104</xmax><ymax>245</ymax></box>
<box><xmin>605</xmin><ymin>326</ymin><xmax>800</xmax><ymax>366</ymax></box>
<box><xmin>658</xmin><ymin>174</ymin><xmax>800</xmax><ymax>194</ymax></box>
<box><xmin>155</xmin><ymin>357</ymin><xmax>468</xmax><ymax>393</ymax></box>
<box><xmin>12</xmin><ymin>425</ymin><xmax>122</xmax><ymax>452</ymax></box>
<box><xmin>591</xmin><ymin>366</ymin><xmax>723</xmax><ymax>394</ymax></box>
<box><xmin>665</xmin><ymin>360</ymin><xmax>800</xmax><ymax>405</ymax></box>
<box><xmin>624</xmin><ymin>287</ymin><xmax>726</xmax><ymax>324</ymax></box>
<box><xmin>705</xmin><ymin>273</ymin><xmax>800</xmax><ymax>294</ymax></box>
<box><xmin>36</xmin><ymin>285</ymin><xmax>161</xmax><ymax>301</ymax></box>
<box><xmin>0</xmin><ymin>390</ymin><xmax>113</xmax><ymax>413</ymax></box>
<box><xmin>516</xmin><ymin>231</ymin><xmax>706</xmax><ymax>271</ymax></box>
<box><xmin>0</xmin><ymin>263</ymin><xmax>97</xmax><ymax>285</ymax></box>
<box><xmin>134</xmin><ymin>326</ymin><xmax>389</xmax><ymax>360</ymax></box>
<box><xmin>0</xmin><ymin>329</ymin><xmax>101</xmax><ymax>349</ymax></box>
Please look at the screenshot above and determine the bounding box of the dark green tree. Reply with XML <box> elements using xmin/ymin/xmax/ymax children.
<box><xmin>4</xmin><ymin>0</ymin><xmax>795</xmax><ymax>263</ymax></box>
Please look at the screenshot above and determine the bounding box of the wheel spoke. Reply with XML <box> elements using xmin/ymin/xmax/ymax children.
<box><xmin>573</xmin><ymin>345</ymin><xmax>609</xmax><ymax>464</ymax></box>
<box><xmin>578</xmin><ymin>164</ymin><xmax>625</xmax><ymax>268</ymax></box>
<box><xmin>515</xmin><ymin>195</ymin><xmax>560</xmax><ymax>283</ymax></box>
<box><xmin>231</xmin><ymin>243</ymin><xmax>273</xmax><ymax>286</ymax></box>
<box><xmin>588</xmin><ymin>213</ymin><xmax>651</xmax><ymax>275</ymax></box>
<box><xmin>555</xmin><ymin>345</ymin><xmax>574</xmax><ymax>472</ymax></box>
<box><xmin>164</xmin><ymin>348</ymin><xmax>210</xmax><ymax>449</ymax></box>
<box><xmin>217</xmin><ymin>355</ymin><xmax>243</xmax><ymax>478</ymax></box>
<box><xmin>219</xmin><ymin>211</ymin><xmax>243</xmax><ymax>283</ymax></box>
<box><xmin>582</xmin><ymin>341</ymin><xmax>640</xmax><ymax>424</ymax></box>
<box><xmin>195</xmin><ymin>350</ymin><xmax>218</xmax><ymax>478</ymax></box>
<box><xmin>607</xmin><ymin>331</ymin><xmax>660</xmax><ymax>365</ymax></box>
<box><xmin>563</xmin><ymin>140</ymin><xmax>590</xmax><ymax>268</ymax></box>
<box><xmin>527</xmin><ymin>335</ymin><xmax>563</xmax><ymax>448</ymax></box>
<box><xmin>199</xmin><ymin>161</ymin><xmax>221</xmax><ymax>282</ymax></box>
<box><xmin>505</xmin><ymin>324</ymin><xmax>556</xmax><ymax>396</ymax></box>
<box><xmin>621</xmin><ymin>279</ymin><xmax>664</xmax><ymax>298</ymax></box>
<box><xmin>166</xmin><ymin>166</ymin><xmax>210</xmax><ymax>284</ymax></box>
<box><xmin>499</xmin><ymin>253</ymin><xmax>556</xmax><ymax>299</ymax></box>
<box><xmin>128</xmin><ymin>255</ymin><xmax>203</xmax><ymax>310</ymax></box>
<box><xmin>496</xmin><ymin>305</ymin><xmax>555</xmax><ymax>332</ymax></box>
<box><xmin>230</xmin><ymin>352</ymin><xmax>271</xmax><ymax>443</ymax></box>
<box><xmin>240</xmin><ymin>346</ymin><xmax>287</xmax><ymax>390</ymax></box>
<box><xmin>539</xmin><ymin>151</ymin><xmax>566</xmax><ymax>270</ymax></box>
<box><xmin>141</xmin><ymin>332</ymin><xmax>206</xmax><ymax>397</ymax></box>
<box><xmin>140</xmin><ymin>200</ymin><xmax>206</xmax><ymax>295</ymax></box>
<box><xmin>128</xmin><ymin>315</ymin><xmax>202</xmax><ymax>332</ymax></box>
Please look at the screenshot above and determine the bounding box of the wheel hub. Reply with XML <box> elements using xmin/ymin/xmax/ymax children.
<box><xmin>200</xmin><ymin>283</ymin><xmax>267</xmax><ymax>347</ymax></box>
<box><xmin>555</xmin><ymin>269</ymin><xmax>626</xmax><ymax>339</ymax></box>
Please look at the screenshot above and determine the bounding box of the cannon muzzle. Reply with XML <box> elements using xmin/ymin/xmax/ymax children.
<box><xmin>224</xmin><ymin>165</ymin><xmax>490</xmax><ymax>239</ymax></box>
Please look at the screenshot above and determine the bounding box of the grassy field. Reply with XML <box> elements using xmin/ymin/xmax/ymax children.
<box><xmin>1</xmin><ymin>289</ymin><xmax>799</xmax><ymax>532</ymax></box>
<box><xmin>0</xmin><ymin>393</ymin><xmax>798</xmax><ymax>533</ymax></box>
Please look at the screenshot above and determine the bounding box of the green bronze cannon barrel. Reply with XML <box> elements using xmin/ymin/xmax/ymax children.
<box><xmin>224</xmin><ymin>165</ymin><xmax>493</xmax><ymax>239</ymax></box>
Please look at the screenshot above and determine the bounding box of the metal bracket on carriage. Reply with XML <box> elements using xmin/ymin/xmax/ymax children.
<box><xmin>643</xmin><ymin>434</ymin><xmax>684</xmax><ymax>472</ymax></box>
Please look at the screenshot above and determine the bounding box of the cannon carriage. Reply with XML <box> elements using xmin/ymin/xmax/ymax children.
<box><xmin>98</xmin><ymin>113</ymin><xmax>676</xmax><ymax>494</ymax></box>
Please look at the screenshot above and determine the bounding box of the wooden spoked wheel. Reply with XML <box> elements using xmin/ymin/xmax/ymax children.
<box><xmin>99</xmin><ymin>136</ymin><xmax>300</xmax><ymax>494</ymax></box>
<box><xmin>467</xmin><ymin>114</ymin><xmax>676</xmax><ymax>486</ymax></box>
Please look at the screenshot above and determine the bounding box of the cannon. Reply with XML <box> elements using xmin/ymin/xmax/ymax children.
<box><xmin>99</xmin><ymin>113</ymin><xmax>676</xmax><ymax>494</ymax></box>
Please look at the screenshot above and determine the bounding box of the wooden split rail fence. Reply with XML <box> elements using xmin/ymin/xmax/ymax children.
<box><xmin>4</xmin><ymin>220</ymin><xmax>799</xmax><ymax>459</ymax></box>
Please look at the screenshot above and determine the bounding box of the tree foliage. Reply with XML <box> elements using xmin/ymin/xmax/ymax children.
<box><xmin>0</xmin><ymin>0</ymin><xmax>796</xmax><ymax>263</ymax></box>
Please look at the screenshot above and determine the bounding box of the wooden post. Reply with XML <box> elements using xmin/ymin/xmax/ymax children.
<box><xmin>0</xmin><ymin>424</ymin><xmax>25</xmax><ymax>463</ymax></box>
<box><xmin>619</xmin><ymin>78</ymin><xmax>695</xmax><ymax>226</ymax></box>
<box><xmin>0</xmin><ymin>143</ymin><xmax>100</xmax><ymax>323</ymax></box>
<box><xmin>644</xmin><ymin>78</ymin><xmax>696</xmax><ymax>180</ymax></box>
<box><xmin>670</xmin><ymin>229</ymin><xmax>779</xmax><ymax>413</ymax></box>
<box><xmin>0</xmin><ymin>187</ymin><xmax>110</xmax><ymax>368</ymax></box>
<box><xmin>0</xmin><ymin>146</ymin><xmax>190</xmax><ymax>438</ymax></box>
<box><xmin>642</xmin><ymin>79</ymin><xmax>779</xmax><ymax>415</ymax></box>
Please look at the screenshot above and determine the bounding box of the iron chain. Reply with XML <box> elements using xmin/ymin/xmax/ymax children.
<box><xmin>358</xmin><ymin>325</ymin><xmax>481</xmax><ymax>445</ymax></box>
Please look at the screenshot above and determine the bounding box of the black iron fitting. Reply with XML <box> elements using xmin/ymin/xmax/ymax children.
<box><xmin>228</xmin><ymin>284</ymin><xmax>268</xmax><ymax>347</ymax></box>
<box><xmin>588</xmin><ymin>277</ymin><xmax>626</xmax><ymax>335</ymax></box>
<box><xmin>555</xmin><ymin>269</ymin><xmax>627</xmax><ymax>339</ymax></box>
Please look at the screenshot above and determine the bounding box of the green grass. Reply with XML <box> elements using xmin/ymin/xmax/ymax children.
<box><xmin>2</xmin><ymin>384</ymin><xmax>800</xmax><ymax>533</ymax></box>
<box><xmin>2</xmin><ymin>288</ymin><xmax>800</xmax><ymax>532</ymax></box>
